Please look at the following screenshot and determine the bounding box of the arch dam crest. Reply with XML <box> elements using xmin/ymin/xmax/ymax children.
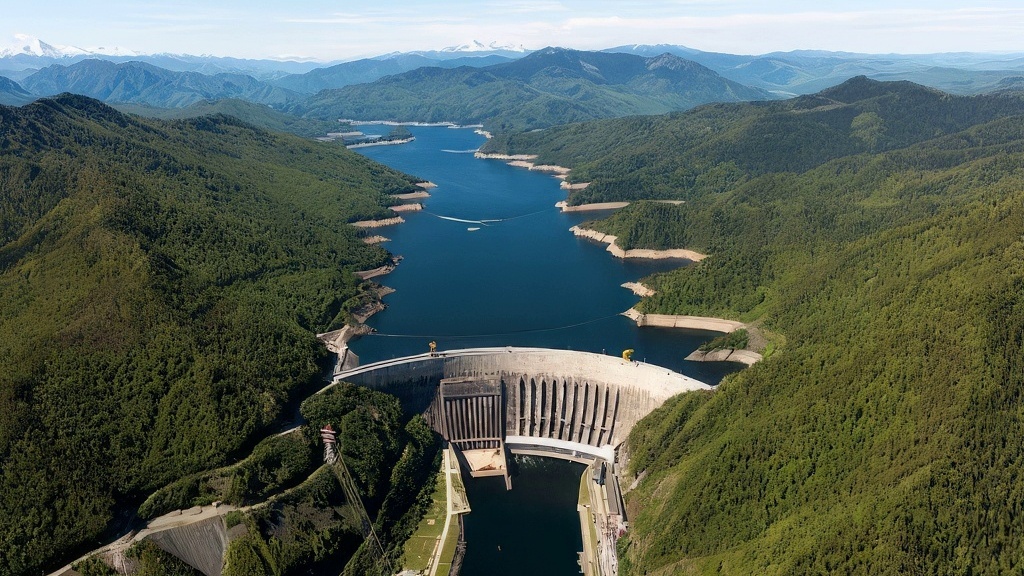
<box><xmin>325</xmin><ymin>347</ymin><xmax>712</xmax><ymax>486</ymax></box>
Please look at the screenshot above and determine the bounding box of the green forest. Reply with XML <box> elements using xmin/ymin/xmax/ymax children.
<box><xmin>9</xmin><ymin>74</ymin><xmax>1024</xmax><ymax>576</ymax></box>
<box><xmin>492</xmin><ymin>77</ymin><xmax>1024</xmax><ymax>573</ymax></box>
<box><xmin>485</xmin><ymin>76</ymin><xmax>1024</xmax><ymax>205</ymax></box>
<box><xmin>0</xmin><ymin>95</ymin><xmax>425</xmax><ymax>576</ymax></box>
<box><xmin>291</xmin><ymin>48</ymin><xmax>771</xmax><ymax>133</ymax></box>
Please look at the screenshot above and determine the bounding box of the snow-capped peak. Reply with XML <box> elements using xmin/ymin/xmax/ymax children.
<box><xmin>0</xmin><ymin>34</ymin><xmax>140</xmax><ymax>59</ymax></box>
<box><xmin>440</xmin><ymin>40</ymin><xmax>528</xmax><ymax>53</ymax></box>
<box><xmin>85</xmin><ymin>45</ymin><xmax>142</xmax><ymax>57</ymax></box>
<box><xmin>0</xmin><ymin>34</ymin><xmax>92</xmax><ymax>58</ymax></box>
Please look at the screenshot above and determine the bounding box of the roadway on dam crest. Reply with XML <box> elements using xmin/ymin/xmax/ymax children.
<box><xmin>328</xmin><ymin>346</ymin><xmax>712</xmax><ymax>454</ymax></box>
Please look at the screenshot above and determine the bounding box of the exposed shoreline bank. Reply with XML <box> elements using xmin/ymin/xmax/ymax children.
<box><xmin>556</xmin><ymin>200</ymin><xmax>627</xmax><ymax>212</ymax></box>
<box><xmin>570</xmin><ymin>226</ymin><xmax>707</xmax><ymax>261</ymax></box>
<box><xmin>352</xmin><ymin>216</ymin><xmax>405</xmax><ymax>228</ymax></box>
<box><xmin>389</xmin><ymin>203</ymin><xmax>423</xmax><ymax>213</ymax></box>
<box><xmin>621</xmin><ymin>282</ymin><xmax>656</xmax><ymax>297</ymax></box>
<box><xmin>622</xmin><ymin>308</ymin><xmax>744</xmax><ymax>332</ymax></box>
<box><xmin>621</xmin><ymin>308</ymin><xmax>763</xmax><ymax>365</ymax></box>
<box><xmin>345</xmin><ymin>137</ymin><xmax>415</xmax><ymax>149</ymax></box>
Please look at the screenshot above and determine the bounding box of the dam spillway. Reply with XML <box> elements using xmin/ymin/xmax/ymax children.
<box><xmin>327</xmin><ymin>347</ymin><xmax>712</xmax><ymax>456</ymax></box>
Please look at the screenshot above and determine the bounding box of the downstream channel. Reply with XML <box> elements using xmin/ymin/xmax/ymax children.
<box><xmin>353</xmin><ymin>126</ymin><xmax>740</xmax><ymax>574</ymax></box>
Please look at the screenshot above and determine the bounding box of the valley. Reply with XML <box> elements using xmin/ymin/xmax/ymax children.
<box><xmin>4</xmin><ymin>19</ymin><xmax>1024</xmax><ymax>576</ymax></box>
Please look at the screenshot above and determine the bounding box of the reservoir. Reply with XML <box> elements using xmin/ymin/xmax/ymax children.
<box><xmin>353</xmin><ymin>126</ymin><xmax>740</xmax><ymax>574</ymax></box>
<box><xmin>352</xmin><ymin>126</ymin><xmax>740</xmax><ymax>383</ymax></box>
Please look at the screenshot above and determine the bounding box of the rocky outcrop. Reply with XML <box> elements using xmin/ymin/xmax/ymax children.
<box><xmin>685</xmin><ymin>348</ymin><xmax>763</xmax><ymax>366</ymax></box>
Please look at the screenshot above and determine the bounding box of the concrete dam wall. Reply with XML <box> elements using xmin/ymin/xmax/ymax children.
<box><xmin>332</xmin><ymin>347</ymin><xmax>711</xmax><ymax>450</ymax></box>
<box><xmin>145</xmin><ymin>516</ymin><xmax>229</xmax><ymax>576</ymax></box>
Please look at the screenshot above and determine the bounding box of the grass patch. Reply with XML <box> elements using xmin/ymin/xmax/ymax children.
<box><xmin>401</xmin><ymin>469</ymin><xmax>448</xmax><ymax>572</ymax></box>
<box><xmin>435</xmin><ymin>517</ymin><xmax>461</xmax><ymax>576</ymax></box>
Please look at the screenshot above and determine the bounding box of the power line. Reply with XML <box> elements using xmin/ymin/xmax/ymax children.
<box><xmin>366</xmin><ymin>313</ymin><xmax>623</xmax><ymax>339</ymax></box>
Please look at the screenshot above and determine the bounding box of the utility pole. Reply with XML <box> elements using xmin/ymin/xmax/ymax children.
<box><xmin>322</xmin><ymin>424</ymin><xmax>392</xmax><ymax>573</ymax></box>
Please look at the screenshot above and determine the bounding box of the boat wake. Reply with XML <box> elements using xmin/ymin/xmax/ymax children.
<box><xmin>427</xmin><ymin>207</ymin><xmax>551</xmax><ymax>225</ymax></box>
<box><xmin>441</xmin><ymin>149</ymin><xmax>480</xmax><ymax>154</ymax></box>
<box><xmin>432</xmin><ymin>214</ymin><xmax>503</xmax><ymax>225</ymax></box>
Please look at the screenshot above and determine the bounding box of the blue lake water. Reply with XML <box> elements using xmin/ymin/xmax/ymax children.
<box><xmin>352</xmin><ymin>126</ymin><xmax>741</xmax><ymax>384</ymax></box>
<box><xmin>354</xmin><ymin>126</ymin><xmax>741</xmax><ymax>575</ymax></box>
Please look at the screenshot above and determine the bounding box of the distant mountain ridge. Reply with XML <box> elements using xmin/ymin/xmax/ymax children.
<box><xmin>483</xmin><ymin>75</ymin><xmax>1024</xmax><ymax>204</ymax></box>
<box><xmin>293</xmin><ymin>47</ymin><xmax>776</xmax><ymax>132</ymax></box>
<box><xmin>270</xmin><ymin>53</ymin><xmax>513</xmax><ymax>94</ymax></box>
<box><xmin>20</xmin><ymin>59</ymin><xmax>304</xmax><ymax>108</ymax></box>
<box><xmin>606</xmin><ymin>44</ymin><xmax>1024</xmax><ymax>95</ymax></box>
<box><xmin>0</xmin><ymin>76</ymin><xmax>32</xmax><ymax>105</ymax></box>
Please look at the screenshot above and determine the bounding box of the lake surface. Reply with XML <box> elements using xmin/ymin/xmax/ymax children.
<box><xmin>353</xmin><ymin>126</ymin><xmax>741</xmax><ymax>383</ymax></box>
<box><xmin>354</xmin><ymin>126</ymin><xmax>741</xmax><ymax>574</ymax></box>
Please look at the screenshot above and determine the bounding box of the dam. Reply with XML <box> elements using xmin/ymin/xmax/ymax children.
<box><xmin>328</xmin><ymin>346</ymin><xmax>711</xmax><ymax>574</ymax></box>
<box><xmin>326</xmin><ymin>346</ymin><xmax>711</xmax><ymax>463</ymax></box>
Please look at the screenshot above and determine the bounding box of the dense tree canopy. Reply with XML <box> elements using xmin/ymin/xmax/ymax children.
<box><xmin>0</xmin><ymin>94</ymin><xmax>422</xmax><ymax>576</ymax></box>
<box><xmin>492</xmin><ymin>78</ymin><xmax>1024</xmax><ymax>574</ymax></box>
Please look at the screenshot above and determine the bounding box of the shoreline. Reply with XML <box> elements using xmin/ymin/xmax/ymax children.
<box><xmin>622</xmin><ymin>308</ymin><xmax>745</xmax><ymax>332</ymax></box>
<box><xmin>343</xmin><ymin>133</ymin><xmax>759</xmax><ymax>372</ymax></box>
<box><xmin>622</xmin><ymin>308</ymin><xmax>763</xmax><ymax>365</ymax></box>
<box><xmin>571</xmin><ymin>226</ymin><xmax>707</xmax><ymax>261</ymax></box>
<box><xmin>342</xmin><ymin>119</ymin><xmax>483</xmax><ymax>130</ymax></box>
<box><xmin>355</xmin><ymin>265</ymin><xmax>395</xmax><ymax>280</ymax></box>
<box><xmin>474</xmin><ymin>152</ymin><xmax>575</xmax><ymax>177</ymax></box>
<box><xmin>389</xmin><ymin>203</ymin><xmax>423</xmax><ymax>213</ymax></box>
<box><xmin>621</xmin><ymin>282</ymin><xmax>656</xmax><ymax>297</ymax></box>
<box><xmin>391</xmin><ymin>191</ymin><xmax>430</xmax><ymax>201</ymax></box>
<box><xmin>560</xmin><ymin>181</ymin><xmax>590</xmax><ymax>191</ymax></box>
<box><xmin>685</xmin><ymin>348</ymin><xmax>763</xmax><ymax>366</ymax></box>
<box><xmin>352</xmin><ymin>216</ymin><xmax>405</xmax><ymax>228</ymax></box>
<box><xmin>345</xmin><ymin>137</ymin><xmax>415</xmax><ymax>149</ymax></box>
<box><xmin>556</xmin><ymin>200</ymin><xmax>627</xmax><ymax>212</ymax></box>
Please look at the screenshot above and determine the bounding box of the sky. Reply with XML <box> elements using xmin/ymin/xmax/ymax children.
<box><xmin>4</xmin><ymin>1</ymin><xmax>1024</xmax><ymax>61</ymax></box>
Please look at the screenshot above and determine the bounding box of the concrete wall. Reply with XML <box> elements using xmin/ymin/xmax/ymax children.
<box><xmin>145</xmin><ymin>516</ymin><xmax>228</xmax><ymax>576</ymax></box>
<box><xmin>333</xmin><ymin>348</ymin><xmax>711</xmax><ymax>449</ymax></box>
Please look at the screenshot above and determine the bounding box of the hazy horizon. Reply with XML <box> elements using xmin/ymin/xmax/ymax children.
<box><xmin>4</xmin><ymin>1</ymin><xmax>1024</xmax><ymax>63</ymax></box>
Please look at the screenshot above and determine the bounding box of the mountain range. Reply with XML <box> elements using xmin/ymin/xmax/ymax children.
<box><xmin>0</xmin><ymin>76</ymin><xmax>32</xmax><ymax>106</ymax></box>
<box><xmin>607</xmin><ymin>44</ymin><xmax>1024</xmax><ymax>95</ymax></box>
<box><xmin>293</xmin><ymin>47</ymin><xmax>775</xmax><ymax>131</ymax></box>
<box><xmin>4</xmin><ymin>36</ymin><xmax>1024</xmax><ymax>123</ymax></box>
<box><xmin>269</xmin><ymin>53</ymin><xmax>514</xmax><ymax>94</ymax></box>
<box><xmin>19</xmin><ymin>59</ymin><xmax>305</xmax><ymax>108</ymax></box>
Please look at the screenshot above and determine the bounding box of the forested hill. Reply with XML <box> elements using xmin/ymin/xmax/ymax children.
<box><xmin>0</xmin><ymin>95</ymin><xmax>421</xmax><ymax>576</ymax></box>
<box><xmin>484</xmin><ymin>76</ymin><xmax>1024</xmax><ymax>204</ymax></box>
<box><xmin>116</xmin><ymin>97</ymin><xmax>348</xmax><ymax>138</ymax></box>
<box><xmin>496</xmin><ymin>79</ymin><xmax>1024</xmax><ymax>573</ymax></box>
<box><xmin>21</xmin><ymin>59</ymin><xmax>305</xmax><ymax>108</ymax></box>
<box><xmin>292</xmin><ymin>47</ymin><xmax>774</xmax><ymax>132</ymax></box>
